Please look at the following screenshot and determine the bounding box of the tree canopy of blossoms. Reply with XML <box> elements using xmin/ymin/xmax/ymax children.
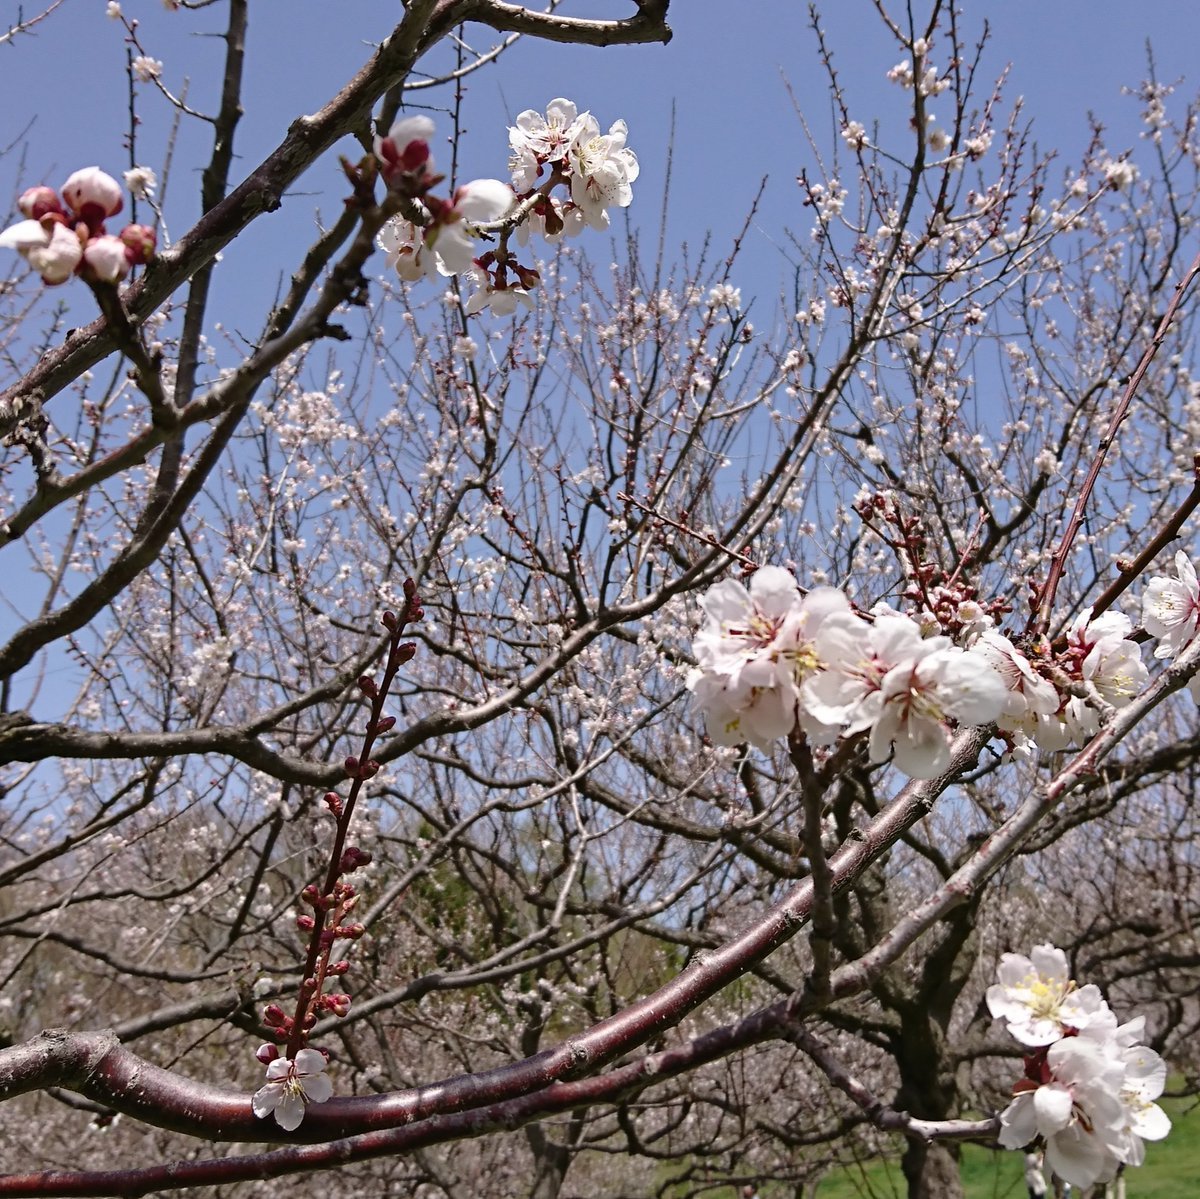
<box><xmin>4</xmin><ymin>2</ymin><xmax>1200</xmax><ymax>1197</ymax></box>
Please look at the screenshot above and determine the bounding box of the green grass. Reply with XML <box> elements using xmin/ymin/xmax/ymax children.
<box><xmin>811</xmin><ymin>1089</ymin><xmax>1200</xmax><ymax>1198</ymax></box>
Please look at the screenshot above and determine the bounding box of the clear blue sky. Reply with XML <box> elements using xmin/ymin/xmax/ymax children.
<box><xmin>4</xmin><ymin>1</ymin><xmax>1199</xmax><ymax>334</ymax></box>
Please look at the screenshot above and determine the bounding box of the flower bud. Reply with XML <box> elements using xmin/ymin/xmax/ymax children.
<box><xmin>326</xmin><ymin>993</ymin><xmax>352</xmax><ymax>1017</ymax></box>
<box><xmin>336</xmin><ymin>922</ymin><xmax>366</xmax><ymax>940</ymax></box>
<box><xmin>18</xmin><ymin>186</ymin><xmax>64</xmax><ymax>220</ymax></box>
<box><xmin>295</xmin><ymin>913</ymin><xmax>315</xmax><ymax>931</ymax></box>
<box><xmin>339</xmin><ymin>846</ymin><xmax>372</xmax><ymax>873</ymax></box>
<box><xmin>118</xmin><ymin>223</ymin><xmax>156</xmax><ymax>265</ymax></box>
<box><xmin>255</xmin><ymin>1042</ymin><xmax>280</xmax><ymax>1065</ymax></box>
<box><xmin>82</xmin><ymin>235</ymin><xmax>132</xmax><ymax>284</ymax></box>
<box><xmin>323</xmin><ymin>791</ymin><xmax>343</xmax><ymax>817</ymax></box>
<box><xmin>374</xmin><ymin>115</ymin><xmax>436</xmax><ymax>186</ymax></box>
<box><xmin>61</xmin><ymin>167</ymin><xmax>124</xmax><ymax>227</ymax></box>
<box><xmin>262</xmin><ymin>1004</ymin><xmax>288</xmax><ymax>1028</ymax></box>
<box><xmin>328</xmin><ymin>960</ymin><xmax>351</xmax><ymax>976</ymax></box>
<box><xmin>371</xmin><ymin>715</ymin><xmax>396</xmax><ymax>734</ymax></box>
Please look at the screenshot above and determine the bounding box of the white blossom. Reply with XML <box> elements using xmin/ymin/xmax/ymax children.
<box><xmin>251</xmin><ymin>1048</ymin><xmax>333</xmax><ymax>1131</ymax></box>
<box><xmin>987</xmin><ymin>944</ymin><xmax>1110</xmax><ymax>1046</ymax></box>
<box><xmin>132</xmin><ymin>56</ymin><xmax>163</xmax><ymax>83</ymax></box>
<box><xmin>1141</xmin><ymin>549</ymin><xmax>1200</xmax><ymax>659</ymax></box>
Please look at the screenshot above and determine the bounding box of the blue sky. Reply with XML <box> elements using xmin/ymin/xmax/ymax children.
<box><xmin>5</xmin><ymin>0</ymin><xmax>1200</xmax><ymax>329</ymax></box>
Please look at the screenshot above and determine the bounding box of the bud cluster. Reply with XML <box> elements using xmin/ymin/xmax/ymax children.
<box><xmin>0</xmin><ymin>168</ymin><xmax>155</xmax><ymax>285</ymax></box>
<box><xmin>252</xmin><ymin>580</ymin><xmax>424</xmax><ymax>1130</ymax></box>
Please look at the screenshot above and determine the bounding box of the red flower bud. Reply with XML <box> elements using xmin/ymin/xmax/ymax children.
<box><xmin>118</xmin><ymin>222</ymin><xmax>156</xmax><ymax>265</ymax></box>
<box><xmin>18</xmin><ymin>186</ymin><xmax>64</xmax><ymax>220</ymax></box>
<box><xmin>296</xmin><ymin>914</ymin><xmax>316</xmax><ymax>931</ymax></box>
<box><xmin>255</xmin><ymin>1042</ymin><xmax>280</xmax><ymax>1064</ymax></box>
<box><xmin>326</xmin><ymin>993</ymin><xmax>352</xmax><ymax>1017</ymax></box>
<box><xmin>263</xmin><ymin>1004</ymin><xmax>288</xmax><ymax>1028</ymax></box>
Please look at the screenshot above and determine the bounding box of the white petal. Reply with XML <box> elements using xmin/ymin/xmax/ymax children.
<box><xmin>274</xmin><ymin>1091</ymin><xmax>307</xmax><ymax>1131</ymax></box>
<box><xmin>251</xmin><ymin>1084</ymin><xmax>282</xmax><ymax>1119</ymax></box>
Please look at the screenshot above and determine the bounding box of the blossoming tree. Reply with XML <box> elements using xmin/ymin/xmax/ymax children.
<box><xmin>2</xmin><ymin>2</ymin><xmax>1200</xmax><ymax>1197</ymax></box>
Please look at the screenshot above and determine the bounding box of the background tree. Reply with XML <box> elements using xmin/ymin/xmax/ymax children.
<box><xmin>1</xmin><ymin>2</ymin><xmax>1199</xmax><ymax>1197</ymax></box>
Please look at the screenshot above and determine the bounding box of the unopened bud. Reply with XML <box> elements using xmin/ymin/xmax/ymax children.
<box><xmin>328</xmin><ymin>960</ymin><xmax>351</xmax><ymax>976</ymax></box>
<box><xmin>18</xmin><ymin>186</ymin><xmax>64</xmax><ymax>220</ymax></box>
<box><xmin>118</xmin><ymin>222</ymin><xmax>156</xmax><ymax>265</ymax></box>
<box><xmin>344</xmin><ymin>756</ymin><xmax>360</xmax><ymax>777</ymax></box>
<box><xmin>296</xmin><ymin>914</ymin><xmax>316</xmax><ymax>931</ymax></box>
<box><xmin>358</xmin><ymin>675</ymin><xmax>378</xmax><ymax>697</ymax></box>
<box><xmin>263</xmin><ymin>1004</ymin><xmax>288</xmax><ymax>1028</ymax></box>
<box><xmin>255</xmin><ymin>1042</ymin><xmax>280</xmax><ymax>1065</ymax></box>
<box><xmin>339</xmin><ymin>846</ymin><xmax>373</xmax><ymax>873</ymax></box>
<box><xmin>326</xmin><ymin>993</ymin><xmax>352</xmax><ymax>1017</ymax></box>
<box><xmin>371</xmin><ymin>715</ymin><xmax>396</xmax><ymax>734</ymax></box>
<box><xmin>381</xmin><ymin>610</ymin><xmax>399</xmax><ymax>630</ymax></box>
<box><xmin>337</xmin><ymin>922</ymin><xmax>366</xmax><ymax>940</ymax></box>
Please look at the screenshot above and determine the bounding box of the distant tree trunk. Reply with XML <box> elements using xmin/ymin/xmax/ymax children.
<box><xmin>900</xmin><ymin>1139</ymin><xmax>964</xmax><ymax>1199</ymax></box>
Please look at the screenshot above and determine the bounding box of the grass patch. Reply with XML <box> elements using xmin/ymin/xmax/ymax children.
<box><xmin>811</xmin><ymin>1089</ymin><xmax>1199</xmax><ymax>1197</ymax></box>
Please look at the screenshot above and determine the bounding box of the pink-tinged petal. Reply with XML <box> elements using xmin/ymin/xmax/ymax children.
<box><xmin>61</xmin><ymin>167</ymin><xmax>124</xmax><ymax>220</ymax></box>
<box><xmin>251</xmin><ymin>1085</ymin><xmax>281</xmax><ymax>1119</ymax></box>
<box><xmin>293</xmin><ymin>1048</ymin><xmax>326</xmax><ymax>1075</ymax></box>
<box><xmin>386</xmin><ymin>115</ymin><xmax>435</xmax><ymax>150</ymax></box>
<box><xmin>264</xmin><ymin>1057</ymin><xmax>293</xmax><ymax>1081</ymax></box>
<box><xmin>455</xmin><ymin>179</ymin><xmax>514</xmax><ymax>223</ymax></box>
<box><xmin>274</xmin><ymin>1091</ymin><xmax>307</xmax><ymax>1131</ymax></box>
<box><xmin>302</xmin><ymin>1072</ymin><xmax>333</xmax><ymax>1104</ymax></box>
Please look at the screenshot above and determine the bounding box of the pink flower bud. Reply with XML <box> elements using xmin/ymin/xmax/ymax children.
<box><xmin>296</xmin><ymin>913</ymin><xmax>316</xmax><ymax>931</ymax></box>
<box><xmin>255</xmin><ymin>1042</ymin><xmax>280</xmax><ymax>1065</ymax></box>
<box><xmin>374</xmin><ymin>115</ymin><xmax>436</xmax><ymax>185</ymax></box>
<box><xmin>262</xmin><ymin>1004</ymin><xmax>288</xmax><ymax>1028</ymax></box>
<box><xmin>337</xmin><ymin>922</ymin><xmax>366</xmax><ymax>940</ymax></box>
<box><xmin>18</xmin><ymin>186</ymin><xmax>64</xmax><ymax>220</ymax></box>
<box><xmin>118</xmin><ymin>223</ymin><xmax>156</xmax><ymax>265</ymax></box>
<box><xmin>82</xmin><ymin>235</ymin><xmax>131</xmax><ymax>283</ymax></box>
<box><xmin>328</xmin><ymin>960</ymin><xmax>351</xmax><ymax>976</ymax></box>
<box><xmin>326</xmin><ymin>993</ymin><xmax>352</xmax><ymax>1017</ymax></box>
<box><xmin>61</xmin><ymin>167</ymin><xmax>124</xmax><ymax>228</ymax></box>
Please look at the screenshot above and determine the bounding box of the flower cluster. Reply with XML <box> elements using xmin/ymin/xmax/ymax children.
<box><xmin>688</xmin><ymin>566</ymin><xmax>1010</xmax><ymax>777</ymax></box>
<box><xmin>0</xmin><ymin>168</ymin><xmax>154</xmax><ymax>285</ymax></box>
<box><xmin>373</xmin><ymin>99</ymin><xmax>636</xmax><ymax>316</ymax></box>
<box><xmin>688</xmin><ymin>539</ymin><xmax>1200</xmax><ymax>774</ymax></box>
<box><xmin>989</xmin><ymin>945</ymin><xmax>1170</xmax><ymax>1188</ymax></box>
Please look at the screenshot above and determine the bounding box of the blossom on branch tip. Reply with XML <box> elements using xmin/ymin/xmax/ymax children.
<box><xmin>123</xmin><ymin>166</ymin><xmax>157</xmax><ymax>200</ymax></box>
<box><xmin>131</xmin><ymin>56</ymin><xmax>163</xmax><ymax>83</ymax></box>
<box><xmin>251</xmin><ymin>1047</ymin><xmax>332</xmax><ymax>1131</ymax></box>
<box><xmin>566</xmin><ymin>114</ymin><xmax>639</xmax><ymax>231</ymax></box>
